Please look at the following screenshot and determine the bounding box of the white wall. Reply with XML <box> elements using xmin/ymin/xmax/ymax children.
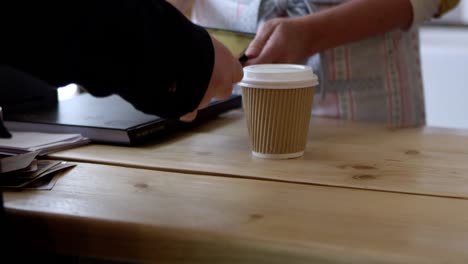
<box><xmin>420</xmin><ymin>27</ymin><xmax>468</xmax><ymax>129</ymax></box>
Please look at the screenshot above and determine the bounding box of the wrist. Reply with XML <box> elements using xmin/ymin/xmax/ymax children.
<box><xmin>293</xmin><ymin>15</ymin><xmax>329</xmax><ymax>56</ymax></box>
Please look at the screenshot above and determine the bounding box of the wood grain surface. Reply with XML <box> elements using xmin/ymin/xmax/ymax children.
<box><xmin>50</xmin><ymin>110</ymin><xmax>468</xmax><ymax>199</ymax></box>
<box><xmin>5</xmin><ymin>162</ymin><xmax>468</xmax><ymax>263</ymax></box>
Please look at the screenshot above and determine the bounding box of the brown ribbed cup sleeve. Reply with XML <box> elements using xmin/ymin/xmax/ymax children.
<box><xmin>241</xmin><ymin>86</ymin><xmax>314</xmax><ymax>156</ymax></box>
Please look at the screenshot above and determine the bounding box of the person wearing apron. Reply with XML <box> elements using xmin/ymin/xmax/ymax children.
<box><xmin>174</xmin><ymin>0</ymin><xmax>459</xmax><ymax>128</ymax></box>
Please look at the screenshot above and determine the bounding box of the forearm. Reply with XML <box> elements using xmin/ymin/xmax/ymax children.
<box><xmin>0</xmin><ymin>0</ymin><xmax>214</xmax><ymax>119</ymax></box>
<box><xmin>297</xmin><ymin>0</ymin><xmax>413</xmax><ymax>55</ymax></box>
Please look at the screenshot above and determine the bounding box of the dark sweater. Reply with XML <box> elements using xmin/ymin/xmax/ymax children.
<box><xmin>0</xmin><ymin>0</ymin><xmax>214</xmax><ymax>118</ymax></box>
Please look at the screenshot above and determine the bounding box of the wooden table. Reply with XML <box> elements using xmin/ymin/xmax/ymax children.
<box><xmin>5</xmin><ymin>109</ymin><xmax>468</xmax><ymax>263</ymax></box>
<box><xmin>51</xmin><ymin>110</ymin><xmax>468</xmax><ymax>199</ymax></box>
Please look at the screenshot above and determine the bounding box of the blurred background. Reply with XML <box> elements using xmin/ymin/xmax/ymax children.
<box><xmin>55</xmin><ymin>0</ymin><xmax>468</xmax><ymax>129</ymax></box>
<box><xmin>421</xmin><ymin>0</ymin><xmax>468</xmax><ymax>129</ymax></box>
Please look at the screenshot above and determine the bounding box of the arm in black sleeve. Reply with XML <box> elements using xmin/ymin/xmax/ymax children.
<box><xmin>0</xmin><ymin>0</ymin><xmax>214</xmax><ymax>118</ymax></box>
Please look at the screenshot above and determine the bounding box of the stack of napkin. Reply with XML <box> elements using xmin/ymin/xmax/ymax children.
<box><xmin>0</xmin><ymin>131</ymin><xmax>89</xmax><ymax>156</ymax></box>
<box><xmin>0</xmin><ymin>151</ymin><xmax>75</xmax><ymax>190</ymax></box>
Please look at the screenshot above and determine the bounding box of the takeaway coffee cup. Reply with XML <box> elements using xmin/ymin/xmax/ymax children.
<box><xmin>239</xmin><ymin>64</ymin><xmax>318</xmax><ymax>159</ymax></box>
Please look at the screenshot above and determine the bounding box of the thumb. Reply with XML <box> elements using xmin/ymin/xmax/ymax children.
<box><xmin>232</xmin><ymin>56</ymin><xmax>243</xmax><ymax>83</ymax></box>
<box><xmin>245</xmin><ymin>39</ymin><xmax>278</xmax><ymax>65</ymax></box>
<box><xmin>179</xmin><ymin>109</ymin><xmax>198</xmax><ymax>122</ymax></box>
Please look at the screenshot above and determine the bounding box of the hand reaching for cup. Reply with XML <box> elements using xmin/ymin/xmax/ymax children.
<box><xmin>180</xmin><ymin>36</ymin><xmax>244</xmax><ymax>122</ymax></box>
<box><xmin>244</xmin><ymin>0</ymin><xmax>417</xmax><ymax>66</ymax></box>
<box><xmin>245</xmin><ymin>17</ymin><xmax>312</xmax><ymax>66</ymax></box>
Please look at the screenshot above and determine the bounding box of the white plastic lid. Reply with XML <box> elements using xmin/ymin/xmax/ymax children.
<box><xmin>239</xmin><ymin>64</ymin><xmax>319</xmax><ymax>89</ymax></box>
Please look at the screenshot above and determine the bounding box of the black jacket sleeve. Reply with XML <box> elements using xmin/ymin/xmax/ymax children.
<box><xmin>0</xmin><ymin>0</ymin><xmax>214</xmax><ymax>118</ymax></box>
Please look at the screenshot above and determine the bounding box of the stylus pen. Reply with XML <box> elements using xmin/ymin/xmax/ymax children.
<box><xmin>239</xmin><ymin>53</ymin><xmax>249</xmax><ymax>67</ymax></box>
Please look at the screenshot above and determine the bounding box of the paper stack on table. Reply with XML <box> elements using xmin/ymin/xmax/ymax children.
<box><xmin>0</xmin><ymin>151</ymin><xmax>76</xmax><ymax>190</ymax></box>
<box><xmin>0</xmin><ymin>131</ymin><xmax>90</xmax><ymax>155</ymax></box>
